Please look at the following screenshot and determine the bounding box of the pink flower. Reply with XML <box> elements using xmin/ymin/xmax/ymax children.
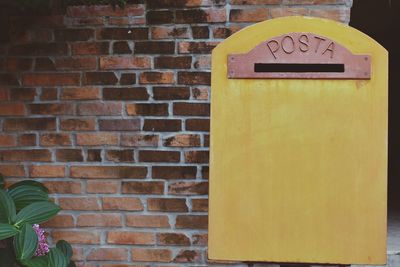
<box><xmin>32</xmin><ymin>224</ymin><xmax>49</xmax><ymax>256</ymax></box>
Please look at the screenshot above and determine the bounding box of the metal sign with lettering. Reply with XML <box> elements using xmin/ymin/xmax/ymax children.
<box><xmin>228</xmin><ymin>32</ymin><xmax>371</xmax><ymax>79</ymax></box>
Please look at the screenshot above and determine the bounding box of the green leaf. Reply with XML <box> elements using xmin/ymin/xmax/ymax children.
<box><xmin>56</xmin><ymin>240</ymin><xmax>72</xmax><ymax>264</ymax></box>
<box><xmin>48</xmin><ymin>248</ymin><xmax>67</xmax><ymax>267</ymax></box>
<box><xmin>9</xmin><ymin>185</ymin><xmax>49</xmax><ymax>211</ymax></box>
<box><xmin>0</xmin><ymin>189</ymin><xmax>17</xmax><ymax>224</ymax></box>
<box><xmin>0</xmin><ymin>173</ymin><xmax>4</xmax><ymax>189</ymax></box>
<box><xmin>24</xmin><ymin>255</ymin><xmax>48</xmax><ymax>267</ymax></box>
<box><xmin>15</xmin><ymin>202</ymin><xmax>60</xmax><ymax>226</ymax></box>
<box><xmin>0</xmin><ymin>223</ymin><xmax>19</xmax><ymax>240</ymax></box>
<box><xmin>14</xmin><ymin>223</ymin><xmax>38</xmax><ymax>261</ymax></box>
<box><xmin>8</xmin><ymin>181</ymin><xmax>49</xmax><ymax>194</ymax></box>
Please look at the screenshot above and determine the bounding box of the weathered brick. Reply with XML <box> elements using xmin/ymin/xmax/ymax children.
<box><xmin>100</xmin><ymin>56</ymin><xmax>150</xmax><ymax>69</ymax></box>
<box><xmin>59</xmin><ymin>197</ymin><xmax>101</xmax><ymax>211</ymax></box>
<box><xmin>169</xmin><ymin>181</ymin><xmax>209</xmax><ymax>195</ymax></box>
<box><xmin>231</xmin><ymin>0</ymin><xmax>280</xmax><ymax>3</ymax></box>
<box><xmin>173</xmin><ymin>103</ymin><xmax>210</xmax><ymax>116</ymax></box>
<box><xmin>157</xmin><ymin>233</ymin><xmax>190</xmax><ymax>246</ymax></box>
<box><xmin>178</xmin><ymin>72</ymin><xmax>210</xmax><ymax>85</ymax></box>
<box><xmin>61</xmin><ymin>87</ymin><xmax>101</xmax><ymax>100</ymax></box>
<box><xmin>176</xmin><ymin>9</ymin><xmax>226</xmax><ymax>24</ymax></box>
<box><xmin>192</xmin><ymin>198</ymin><xmax>208</xmax><ymax>212</ymax></box>
<box><xmin>102</xmin><ymin>197</ymin><xmax>143</xmax><ymax>211</ymax></box>
<box><xmin>4</xmin><ymin>118</ymin><xmax>55</xmax><ymax>131</ymax></box>
<box><xmin>154</xmin><ymin>56</ymin><xmax>192</xmax><ymax>69</ymax></box>
<box><xmin>55</xmin><ymin>29</ymin><xmax>94</xmax><ymax>41</ymax></box>
<box><xmin>192</xmin><ymin>233</ymin><xmax>207</xmax><ymax>245</ymax></box>
<box><xmin>40</xmin><ymin>133</ymin><xmax>71</xmax><ymax>146</ymax></box>
<box><xmin>151</xmin><ymin>26</ymin><xmax>189</xmax><ymax>39</ymax></box>
<box><xmin>78</xmin><ymin>102</ymin><xmax>122</xmax><ymax>115</ymax></box>
<box><xmin>122</xmin><ymin>181</ymin><xmax>164</xmax><ymax>194</ymax></box>
<box><xmin>98</xmin><ymin>28</ymin><xmax>148</xmax><ymax>40</ymax></box>
<box><xmin>148</xmin><ymin>198</ymin><xmax>188</xmax><ymax>212</ymax></box>
<box><xmin>60</xmin><ymin>118</ymin><xmax>96</xmax><ymax>131</ymax></box>
<box><xmin>194</xmin><ymin>55</ymin><xmax>211</xmax><ymax>69</ymax></box>
<box><xmin>0</xmin><ymin>150</ymin><xmax>51</xmax><ymax>162</ymax></box>
<box><xmin>0</xmin><ymin>164</ymin><xmax>25</xmax><ymax>177</ymax></box>
<box><xmin>9</xmin><ymin>43</ymin><xmax>68</xmax><ymax>56</ymax></box>
<box><xmin>178</xmin><ymin>41</ymin><xmax>218</xmax><ymax>54</ymax></box>
<box><xmin>146</xmin><ymin>11</ymin><xmax>174</xmax><ymax>25</ymax></box>
<box><xmin>153</xmin><ymin>166</ymin><xmax>197</xmax><ymax>179</ymax></box>
<box><xmin>76</xmin><ymin>133</ymin><xmax>119</xmax><ymax>146</ymax></box>
<box><xmin>185</xmin><ymin>119</ymin><xmax>209</xmax><ymax>131</ymax></box>
<box><xmin>143</xmin><ymin>119</ymin><xmax>181</xmax><ymax>132</ymax></box>
<box><xmin>139</xmin><ymin>71</ymin><xmax>175</xmax><ymax>84</ymax></box>
<box><xmin>56</xmin><ymin>149</ymin><xmax>84</xmax><ymax>162</ymax></box>
<box><xmin>269</xmin><ymin>7</ymin><xmax>309</xmax><ymax>18</ymax></box>
<box><xmin>99</xmin><ymin>119</ymin><xmax>140</xmax><ymax>131</ymax></box>
<box><xmin>0</xmin><ymin>134</ymin><xmax>16</xmax><ymax>147</ymax></box>
<box><xmin>71</xmin><ymin>166</ymin><xmax>147</xmax><ymax>179</ymax></box>
<box><xmin>105</xmin><ymin>149</ymin><xmax>135</xmax><ymax>162</ymax></box>
<box><xmin>126</xmin><ymin>103</ymin><xmax>168</xmax><ymax>116</ymax></box>
<box><xmin>121</xmin><ymin>134</ymin><xmax>159</xmax><ymax>147</ymax></box>
<box><xmin>19</xmin><ymin>134</ymin><xmax>36</xmax><ymax>146</ymax></box>
<box><xmin>30</xmin><ymin>103</ymin><xmax>74</xmax><ymax>115</ymax></box>
<box><xmin>175</xmin><ymin>215</ymin><xmax>208</xmax><ymax>229</ymax></box>
<box><xmin>135</xmin><ymin>41</ymin><xmax>175</xmax><ymax>54</ymax></box>
<box><xmin>230</xmin><ymin>8</ymin><xmax>268</xmax><ymax>22</ymax></box>
<box><xmin>103</xmin><ymin>87</ymin><xmax>149</xmax><ymax>100</ymax></box>
<box><xmin>120</xmin><ymin>73</ymin><xmax>137</xmax><ymax>85</ymax></box>
<box><xmin>4</xmin><ymin>58</ymin><xmax>33</xmax><ymax>71</ymax></box>
<box><xmin>0</xmin><ymin>74</ymin><xmax>19</xmax><ymax>86</ymax></box>
<box><xmin>42</xmin><ymin>215</ymin><xmax>74</xmax><ymax>228</ymax></box>
<box><xmin>174</xmin><ymin>250</ymin><xmax>202</xmax><ymax>263</ymax></box>
<box><xmin>87</xmin><ymin>181</ymin><xmax>119</xmax><ymax>194</ymax></box>
<box><xmin>192</xmin><ymin>87</ymin><xmax>209</xmax><ymax>99</ymax></box>
<box><xmin>71</xmin><ymin>42</ymin><xmax>109</xmax><ymax>55</ymax></box>
<box><xmin>55</xmin><ymin>57</ymin><xmax>97</xmax><ymax>70</ymax></box>
<box><xmin>22</xmin><ymin>73</ymin><xmax>80</xmax><ymax>86</ymax></box>
<box><xmin>139</xmin><ymin>150</ymin><xmax>180</xmax><ymax>163</ymax></box>
<box><xmin>213</xmin><ymin>25</ymin><xmax>243</xmax><ymax>39</ymax></box>
<box><xmin>10</xmin><ymin>88</ymin><xmax>36</xmax><ymax>101</ymax></box>
<box><xmin>131</xmin><ymin>248</ymin><xmax>172</xmax><ymax>263</ymax></box>
<box><xmin>40</xmin><ymin>88</ymin><xmax>58</xmax><ymax>101</ymax></box>
<box><xmin>67</xmin><ymin>5</ymin><xmax>144</xmax><ymax>17</ymax></box>
<box><xmin>83</xmin><ymin>72</ymin><xmax>118</xmax><ymax>85</ymax></box>
<box><xmin>43</xmin><ymin>181</ymin><xmax>82</xmax><ymax>194</ymax></box>
<box><xmin>126</xmin><ymin>215</ymin><xmax>170</xmax><ymax>228</ymax></box>
<box><xmin>77</xmin><ymin>213</ymin><xmax>122</xmax><ymax>227</ymax></box>
<box><xmin>113</xmin><ymin>41</ymin><xmax>132</xmax><ymax>54</ymax></box>
<box><xmin>52</xmin><ymin>231</ymin><xmax>100</xmax><ymax>245</ymax></box>
<box><xmin>87</xmin><ymin>248</ymin><xmax>128</xmax><ymax>261</ymax></box>
<box><xmin>184</xmin><ymin>150</ymin><xmax>209</xmax><ymax>163</ymax></box>
<box><xmin>29</xmin><ymin>165</ymin><xmax>65</xmax><ymax>178</ymax></box>
<box><xmin>87</xmin><ymin>149</ymin><xmax>102</xmax><ymax>162</ymax></box>
<box><xmin>153</xmin><ymin>87</ymin><xmax>190</xmax><ymax>100</ymax></box>
<box><xmin>107</xmin><ymin>231</ymin><xmax>155</xmax><ymax>245</ymax></box>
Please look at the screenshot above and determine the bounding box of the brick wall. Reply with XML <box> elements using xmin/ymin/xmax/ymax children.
<box><xmin>0</xmin><ymin>0</ymin><xmax>352</xmax><ymax>266</ymax></box>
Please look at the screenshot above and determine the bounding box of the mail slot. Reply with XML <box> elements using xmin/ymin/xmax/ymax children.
<box><xmin>209</xmin><ymin>16</ymin><xmax>388</xmax><ymax>265</ymax></box>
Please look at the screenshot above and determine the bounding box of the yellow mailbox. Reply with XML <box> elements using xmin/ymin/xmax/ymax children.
<box><xmin>209</xmin><ymin>16</ymin><xmax>388</xmax><ymax>265</ymax></box>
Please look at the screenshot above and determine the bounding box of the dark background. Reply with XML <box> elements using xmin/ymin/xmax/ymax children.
<box><xmin>350</xmin><ymin>0</ymin><xmax>400</xmax><ymax>214</ymax></box>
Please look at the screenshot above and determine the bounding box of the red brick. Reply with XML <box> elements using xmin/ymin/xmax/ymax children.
<box><xmin>147</xmin><ymin>0</ymin><xmax>213</xmax><ymax>8</ymax></box>
<box><xmin>56</xmin><ymin>149</ymin><xmax>83</xmax><ymax>162</ymax></box>
<box><xmin>119</xmin><ymin>73</ymin><xmax>137</xmax><ymax>85</ymax></box>
<box><xmin>153</xmin><ymin>87</ymin><xmax>190</xmax><ymax>100</ymax></box>
<box><xmin>40</xmin><ymin>133</ymin><xmax>71</xmax><ymax>146</ymax></box>
<box><xmin>174</xmin><ymin>103</ymin><xmax>210</xmax><ymax>116</ymax></box>
<box><xmin>77</xmin><ymin>213</ymin><xmax>122</xmax><ymax>227</ymax></box>
<box><xmin>157</xmin><ymin>233</ymin><xmax>190</xmax><ymax>246</ymax></box>
<box><xmin>107</xmin><ymin>231</ymin><xmax>155</xmax><ymax>245</ymax></box>
<box><xmin>231</xmin><ymin>0</ymin><xmax>280</xmax><ymax>3</ymax></box>
<box><xmin>52</xmin><ymin>231</ymin><xmax>100</xmax><ymax>245</ymax></box>
<box><xmin>213</xmin><ymin>25</ymin><xmax>243</xmax><ymax>39</ymax></box>
<box><xmin>184</xmin><ymin>151</ymin><xmax>209</xmax><ymax>163</ymax></box>
<box><xmin>194</xmin><ymin>56</ymin><xmax>211</xmax><ymax>69</ymax></box>
<box><xmin>43</xmin><ymin>181</ymin><xmax>82</xmax><ymax>194</ymax></box>
<box><xmin>143</xmin><ymin>119</ymin><xmax>181</xmax><ymax>132</ymax></box>
<box><xmin>310</xmin><ymin>8</ymin><xmax>350</xmax><ymax>22</ymax></box>
<box><xmin>42</xmin><ymin>215</ymin><xmax>74</xmax><ymax>228</ymax></box>
<box><xmin>169</xmin><ymin>182</ymin><xmax>208</xmax><ymax>195</ymax></box>
<box><xmin>113</xmin><ymin>41</ymin><xmax>132</xmax><ymax>54</ymax></box>
<box><xmin>0</xmin><ymin>103</ymin><xmax>26</xmax><ymax>116</ymax></box>
<box><xmin>59</xmin><ymin>197</ymin><xmax>101</xmax><ymax>211</ymax></box>
<box><xmin>55</xmin><ymin>57</ymin><xmax>97</xmax><ymax>70</ymax></box>
<box><xmin>192</xmin><ymin>87</ymin><xmax>209</xmax><ymax>100</ymax></box>
<box><xmin>87</xmin><ymin>181</ymin><xmax>119</xmax><ymax>194</ymax></box>
<box><xmin>139</xmin><ymin>151</ymin><xmax>180</xmax><ymax>163</ymax></box>
<box><xmin>126</xmin><ymin>103</ymin><xmax>169</xmax><ymax>116</ymax></box>
<box><xmin>100</xmin><ymin>56</ymin><xmax>150</xmax><ymax>70</ymax></box>
<box><xmin>152</xmin><ymin>166</ymin><xmax>197</xmax><ymax>179</ymax></box>
<box><xmin>71</xmin><ymin>166</ymin><xmax>147</xmax><ymax>179</ymax></box>
<box><xmin>192</xmin><ymin>233</ymin><xmax>207</xmax><ymax>245</ymax></box>
<box><xmin>19</xmin><ymin>134</ymin><xmax>36</xmax><ymax>146</ymax></box>
<box><xmin>148</xmin><ymin>198</ymin><xmax>188</xmax><ymax>212</ymax></box>
<box><xmin>126</xmin><ymin>215</ymin><xmax>170</xmax><ymax>228</ymax></box>
<box><xmin>78</xmin><ymin>102</ymin><xmax>122</xmax><ymax>115</ymax></box>
<box><xmin>87</xmin><ymin>248</ymin><xmax>128</xmax><ymax>261</ymax></box>
<box><xmin>83</xmin><ymin>72</ymin><xmax>118</xmax><ymax>85</ymax></box>
<box><xmin>0</xmin><ymin>149</ymin><xmax>51</xmax><ymax>162</ymax></box>
<box><xmin>76</xmin><ymin>133</ymin><xmax>119</xmax><ymax>146</ymax></box>
<box><xmin>230</xmin><ymin>8</ymin><xmax>268</xmax><ymax>22</ymax></box>
<box><xmin>40</xmin><ymin>88</ymin><xmax>58</xmax><ymax>101</ymax></box>
<box><xmin>9</xmin><ymin>43</ymin><xmax>68</xmax><ymax>56</ymax></box>
<box><xmin>174</xmin><ymin>250</ymin><xmax>202</xmax><ymax>263</ymax></box>
<box><xmin>35</xmin><ymin>57</ymin><xmax>55</xmax><ymax>71</ymax></box>
<box><xmin>151</xmin><ymin>26</ymin><xmax>189</xmax><ymax>39</ymax></box>
<box><xmin>146</xmin><ymin>11</ymin><xmax>174</xmax><ymax>25</ymax></box>
<box><xmin>106</xmin><ymin>150</ymin><xmax>135</xmax><ymax>162</ymax></box>
<box><xmin>0</xmin><ymin>164</ymin><xmax>25</xmax><ymax>177</ymax></box>
<box><xmin>68</xmin><ymin>17</ymin><xmax>104</xmax><ymax>26</ymax></box>
<box><xmin>4</xmin><ymin>58</ymin><xmax>33</xmax><ymax>71</ymax></box>
<box><xmin>61</xmin><ymin>118</ymin><xmax>96</xmax><ymax>131</ymax></box>
<box><xmin>103</xmin><ymin>197</ymin><xmax>143</xmax><ymax>211</ymax></box>
<box><xmin>270</xmin><ymin>7</ymin><xmax>309</xmax><ymax>18</ymax></box>
<box><xmin>71</xmin><ymin>42</ymin><xmax>109</xmax><ymax>55</ymax></box>
<box><xmin>67</xmin><ymin>5</ymin><xmax>144</xmax><ymax>17</ymax></box>
<box><xmin>135</xmin><ymin>41</ymin><xmax>175</xmax><ymax>54</ymax></box>
<box><xmin>192</xmin><ymin>26</ymin><xmax>209</xmax><ymax>39</ymax></box>
<box><xmin>29</xmin><ymin>103</ymin><xmax>74</xmax><ymax>115</ymax></box>
<box><xmin>9</xmin><ymin>88</ymin><xmax>37</xmax><ymax>101</ymax></box>
<box><xmin>103</xmin><ymin>87</ymin><xmax>149</xmax><ymax>100</ymax></box>
<box><xmin>99</xmin><ymin>119</ymin><xmax>140</xmax><ymax>131</ymax></box>
<box><xmin>55</xmin><ymin>29</ymin><xmax>94</xmax><ymax>41</ymax></box>
<box><xmin>0</xmin><ymin>134</ymin><xmax>16</xmax><ymax>147</ymax></box>
<box><xmin>22</xmin><ymin>73</ymin><xmax>80</xmax><ymax>86</ymax></box>
<box><xmin>122</xmin><ymin>181</ymin><xmax>164</xmax><ymax>195</ymax></box>
<box><xmin>86</xmin><ymin>150</ymin><xmax>101</xmax><ymax>162</ymax></box>
<box><xmin>192</xmin><ymin>198</ymin><xmax>208</xmax><ymax>212</ymax></box>
<box><xmin>131</xmin><ymin>248</ymin><xmax>172</xmax><ymax>263</ymax></box>
<box><xmin>0</xmin><ymin>74</ymin><xmax>18</xmax><ymax>85</ymax></box>
<box><xmin>61</xmin><ymin>87</ymin><xmax>101</xmax><ymax>100</ymax></box>
<box><xmin>178</xmin><ymin>41</ymin><xmax>218</xmax><ymax>54</ymax></box>
<box><xmin>154</xmin><ymin>56</ymin><xmax>192</xmax><ymax>69</ymax></box>
<box><xmin>121</xmin><ymin>134</ymin><xmax>159</xmax><ymax>147</ymax></box>
<box><xmin>176</xmin><ymin>8</ymin><xmax>226</xmax><ymax>23</ymax></box>
<box><xmin>178</xmin><ymin>71</ymin><xmax>210</xmax><ymax>85</ymax></box>
<box><xmin>175</xmin><ymin>215</ymin><xmax>208</xmax><ymax>229</ymax></box>
<box><xmin>139</xmin><ymin>72</ymin><xmax>175</xmax><ymax>84</ymax></box>
<box><xmin>185</xmin><ymin>119</ymin><xmax>209</xmax><ymax>131</ymax></box>
<box><xmin>97</xmin><ymin>28</ymin><xmax>148</xmax><ymax>40</ymax></box>
<box><xmin>29</xmin><ymin>165</ymin><xmax>65</xmax><ymax>178</ymax></box>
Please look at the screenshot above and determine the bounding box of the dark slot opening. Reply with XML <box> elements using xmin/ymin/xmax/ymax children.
<box><xmin>254</xmin><ymin>63</ymin><xmax>345</xmax><ymax>73</ymax></box>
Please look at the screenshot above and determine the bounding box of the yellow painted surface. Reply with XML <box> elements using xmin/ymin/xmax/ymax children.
<box><xmin>209</xmin><ymin>16</ymin><xmax>388</xmax><ymax>265</ymax></box>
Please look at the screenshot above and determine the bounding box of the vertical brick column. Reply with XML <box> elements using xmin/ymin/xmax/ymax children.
<box><xmin>0</xmin><ymin>0</ymin><xmax>352</xmax><ymax>265</ymax></box>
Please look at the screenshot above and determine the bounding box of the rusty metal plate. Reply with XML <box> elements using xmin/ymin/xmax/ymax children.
<box><xmin>228</xmin><ymin>32</ymin><xmax>371</xmax><ymax>79</ymax></box>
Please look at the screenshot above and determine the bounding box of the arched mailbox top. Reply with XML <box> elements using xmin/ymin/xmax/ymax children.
<box><xmin>228</xmin><ymin>32</ymin><xmax>371</xmax><ymax>79</ymax></box>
